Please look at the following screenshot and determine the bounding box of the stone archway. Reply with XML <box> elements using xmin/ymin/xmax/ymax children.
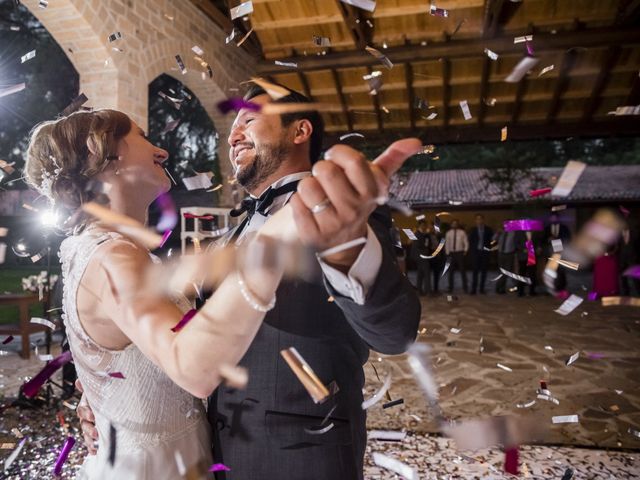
<box><xmin>22</xmin><ymin>0</ymin><xmax>254</xmax><ymax>204</ymax></box>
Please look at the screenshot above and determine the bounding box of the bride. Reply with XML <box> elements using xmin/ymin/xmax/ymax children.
<box><xmin>25</xmin><ymin>109</ymin><xmax>293</xmax><ymax>479</ymax></box>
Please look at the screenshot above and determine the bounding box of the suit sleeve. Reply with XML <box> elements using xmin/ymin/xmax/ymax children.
<box><xmin>323</xmin><ymin>206</ymin><xmax>421</xmax><ymax>355</ymax></box>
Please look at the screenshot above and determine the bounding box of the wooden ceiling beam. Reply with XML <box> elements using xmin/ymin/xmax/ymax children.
<box><xmin>334</xmin><ymin>0</ymin><xmax>370</xmax><ymax>50</ymax></box>
<box><xmin>252</xmin><ymin>13</ymin><xmax>343</xmax><ymax>30</ymax></box>
<box><xmin>405</xmin><ymin>63</ymin><xmax>416</xmax><ymax>130</ymax></box>
<box><xmin>511</xmin><ymin>77</ymin><xmax>528</xmax><ymax>124</ymax></box>
<box><xmin>322</xmin><ymin>119</ymin><xmax>640</xmax><ymax>147</ymax></box>
<box><xmin>257</xmin><ymin>26</ymin><xmax>640</xmax><ymax>74</ymax></box>
<box><xmin>547</xmin><ymin>49</ymin><xmax>579</xmax><ymax>123</ymax></box>
<box><xmin>616</xmin><ymin>0</ymin><xmax>640</xmax><ymax>26</ymax></box>
<box><xmin>442</xmin><ymin>58</ymin><xmax>451</xmax><ymax>128</ymax></box>
<box><xmin>477</xmin><ymin>56</ymin><xmax>491</xmax><ymax>126</ymax></box>
<box><xmin>626</xmin><ymin>73</ymin><xmax>640</xmax><ymax>106</ymax></box>
<box><xmin>331</xmin><ymin>68</ymin><xmax>353</xmax><ymax>131</ymax></box>
<box><xmin>582</xmin><ymin>46</ymin><xmax>621</xmax><ymax>122</ymax></box>
<box><xmin>297</xmin><ymin>71</ymin><xmax>313</xmax><ymax>100</ymax></box>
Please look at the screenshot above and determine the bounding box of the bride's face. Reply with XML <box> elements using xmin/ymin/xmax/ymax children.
<box><xmin>109</xmin><ymin>121</ymin><xmax>171</xmax><ymax>198</ymax></box>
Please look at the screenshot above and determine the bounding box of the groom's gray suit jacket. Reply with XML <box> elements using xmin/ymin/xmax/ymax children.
<box><xmin>207</xmin><ymin>206</ymin><xmax>421</xmax><ymax>480</ymax></box>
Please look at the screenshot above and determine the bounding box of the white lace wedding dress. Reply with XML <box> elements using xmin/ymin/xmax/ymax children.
<box><xmin>60</xmin><ymin>229</ymin><xmax>213</xmax><ymax>479</ymax></box>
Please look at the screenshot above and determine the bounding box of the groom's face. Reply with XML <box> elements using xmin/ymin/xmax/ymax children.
<box><xmin>228</xmin><ymin>94</ymin><xmax>292</xmax><ymax>193</ymax></box>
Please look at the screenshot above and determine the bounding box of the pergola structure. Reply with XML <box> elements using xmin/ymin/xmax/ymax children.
<box><xmin>192</xmin><ymin>0</ymin><xmax>640</xmax><ymax>147</ymax></box>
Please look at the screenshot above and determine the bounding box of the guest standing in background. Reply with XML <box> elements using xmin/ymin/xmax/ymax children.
<box><xmin>430</xmin><ymin>221</ymin><xmax>445</xmax><ymax>294</ymax></box>
<box><xmin>496</xmin><ymin>228</ymin><xmax>517</xmax><ymax>294</ymax></box>
<box><xmin>468</xmin><ymin>214</ymin><xmax>493</xmax><ymax>295</ymax></box>
<box><xmin>618</xmin><ymin>224</ymin><xmax>639</xmax><ymax>296</ymax></box>
<box><xmin>412</xmin><ymin>220</ymin><xmax>438</xmax><ymax>295</ymax></box>
<box><xmin>445</xmin><ymin>219</ymin><xmax>468</xmax><ymax>293</ymax></box>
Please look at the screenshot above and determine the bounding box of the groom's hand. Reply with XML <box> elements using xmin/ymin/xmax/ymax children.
<box><xmin>290</xmin><ymin>138</ymin><xmax>421</xmax><ymax>272</ymax></box>
<box><xmin>76</xmin><ymin>379</ymin><xmax>99</xmax><ymax>455</ymax></box>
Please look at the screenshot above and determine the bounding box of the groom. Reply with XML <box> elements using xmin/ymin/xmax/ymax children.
<box><xmin>78</xmin><ymin>84</ymin><xmax>421</xmax><ymax>479</ymax></box>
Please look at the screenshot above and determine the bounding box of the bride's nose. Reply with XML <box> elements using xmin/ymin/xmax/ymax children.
<box><xmin>154</xmin><ymin>148</ymin><xmax>169</xmax><ymax>163</ymax></box>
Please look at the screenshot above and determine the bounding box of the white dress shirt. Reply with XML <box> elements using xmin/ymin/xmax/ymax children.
<box><xmin>236</xmin><ymin>172</ymin><xmax>383</xmax><ymax>305</ymax></box>
<box><xmin>445</xmin><ymin>228</ymin><xmax>468</xmax><ymax>255</ymax></box>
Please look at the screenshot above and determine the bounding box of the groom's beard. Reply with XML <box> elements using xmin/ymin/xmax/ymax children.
<box><xmin>236</xmin><ymin>138</ymin><xmax>291</xmax><ymax>193</ymax></box>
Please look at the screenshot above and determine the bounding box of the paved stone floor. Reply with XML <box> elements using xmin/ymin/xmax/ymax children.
<box><xmin>1</xmin><ymin>291</ymin><xmax>640</xmax><ymax>478</ymax></box>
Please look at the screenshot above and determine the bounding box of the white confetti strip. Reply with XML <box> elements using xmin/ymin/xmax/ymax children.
<box><xmin>497</xmin><ymin>363</ymin><xmax>512</xmax><ymax>372</ymax></box>
<box><xmin>514</xmin><ymin>35</ymin><xmax>533</xmax><ymax>44</ymax></box>
<box><xmin>516</xmin><ymin>400</ymin><xmax>536</xmax><ymax>408</ymax></box>
<box><xmin>499</xmin><ymin>267</ymin><xmax>531</xmax><ymax>284</ymax></box>
<box><xmin>362</xmin><ymin>373</ymin><xmax>392</xmax><ymax>410</ymax></box>
<box><xmin>368</xmin><ymin>430</ymin><xmax>407</xmax><ymax>441</ymax></box>
<box><xmin>554</xmin><ymin>294</ymin><xmax>583</xmax><ymax>316</ymax></box>
<box><xmin>505</xmin><ymin>56</ymin><xmax>540</xmax><ymax>83</ymax></box>
<box><xmin>459</xmin><ymin>100</ymin><xmax>472</xmax><ymax>120</ymax></box>
<box><xmin>21</xmin><ymin>50</ymin><xmax>36</xmax><ymax>63</ymax></box>
<box><xmin>230</xmin><ymin>1</ymin><xmax>253</xmax><ymax>20</ymax></box>
<box><xmin>3</xmin><ymin>438</ymin><xmax>26</xmax><ymax>471</ymax></box>
<box><xmin>551</xmin><ymin>160</ymin><xmax>586</xmax><ymax>197</ymax></box>
<box><xmin>30</xmin><ymin>317</ymin><xmax>56</xmax><ymax>330</ymax></box>
<box><xmin>565</xmin><ymin>351</ymin><xmax>580</xmax><ymax>366</ymax></box>
<box><xmin>551</xmin><ymin>238</ymin><xmax>564</xmax><ymax>253</ymax></box>
<box><xmin>274</xmin><ymin>60</ymin><xmax>297</xmax><ymax>68</ymax></box>
<box><xmin>539</xmin><ymin>64</ymin><xmax>555</xmax><ymax>76</ymax></box>
<box><xmin>402</xmin><ymin>228</ymin><xmax>417</xmax><ymax>241</ymax></box>
<box><xmin>372</xmin><ymin>453</ymin><xmax>419</xmax><ymax>480</ymax></box>
<box><xmin>450</xmin><ymin>327</ymin><xmax>462</xmax><ymax>334</ymax></box>
<box><xmin>552</xmin><ymin>415</ymin><xmax>579</xmax><ymax>424</ymax></box>
<box><xmin>484</xmin><ymin>48</ymin><xmax>498</xmax><ymax>60</ymax></box>
<box><xmin>0</xmin><ymin>83</ymin><xmax>26</xmax><ymax>99</ymax></box>
<box><xmin>182</xmin><ymin>172</ymin><xmax>214</xmax><ymax>191</ymax></box>
<box><xmin>339</xmin><ymin>132</ymin><xmax>365</xmax><ymax>140</ymax></box>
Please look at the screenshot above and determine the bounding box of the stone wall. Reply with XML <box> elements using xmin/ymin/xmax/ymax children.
<box><xmin>22</xmin><ymin>0</ymin><xmax>254</xmax><ymax>205</ymax></box>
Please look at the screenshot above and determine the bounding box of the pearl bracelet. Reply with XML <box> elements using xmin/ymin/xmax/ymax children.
<box><xmin>237</xmin><ymin>270</ymin><xmax>276</xmax><ymax>313</ymax></box>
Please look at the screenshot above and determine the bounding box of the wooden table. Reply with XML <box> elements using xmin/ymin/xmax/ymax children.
<box><xmin>0</xmin><ymin>293</ymin><xmax>50</xmax><ymax>359</ymax></box>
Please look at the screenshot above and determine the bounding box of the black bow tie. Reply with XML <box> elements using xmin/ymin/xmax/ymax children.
<box><xmin>230</xmin><ymin>181</ymin><xmax>300</xmax><ymax>219</ymax></box>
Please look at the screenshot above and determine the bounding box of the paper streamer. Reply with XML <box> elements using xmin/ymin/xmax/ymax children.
<box><xmin>23</xmin><ymin>350</ymin><xmax>73</xmax><ymax>398</ymax></box>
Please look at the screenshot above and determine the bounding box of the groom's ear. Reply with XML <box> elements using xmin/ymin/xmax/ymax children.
<box><xmin>292</xmin><ymin>119</ymin><xmax>313</xmax><ymax>145</ymax></box>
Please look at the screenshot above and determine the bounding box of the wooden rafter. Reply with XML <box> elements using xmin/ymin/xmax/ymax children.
<box><xmin>626</xmin><ymin>73</ymin><xmax>640</xmax><ymax>106</ymax></box>
<box><xmin>297</xmin><ymin>71</ymin><xmax>313</xmax><ymax>100</ymax></box>
<box><xmin>257</xmin><ymin>26</ymin><xmax>640</xmax><ymax>74</ymax></box>
<box><xmin>366</xmin><ymin>66</ymin><xmax>383</xmax><ymax>132</ymax></box>
<box><xmin>334</xmin><ymin>0</ymin><xmax>370</xmax><ymax>50</ymax></box>
<box><xmin>405</xmin><ymin>63</ymin><xmax>416</xmax><ymax>131</ymax></box>
<box><xmin>582</xmin><ymin>46</ymin><xmax>621</xmax><ymax>121</ymax></box>
<box><xmin>323</xmin><ymin>119</ymin><xmax>640</xmax><ymax>147</ymax></box>
<box><xmin>331</xmin><ymin>69</ymin><xmax>352</xmax><ymax>131</ymax></box>
<box><xmin>442</xmin><ymin>58</ymin><xmax>451</xmax><ymax>128</ymax></box>
<box><xmin>547</xmin><ymin>49</ymin><xmax>579</xmax><ymax>123</ymax></box>
<box><xmin>477</xmin><ymin>56</ymin><xmax>491</xmax><ymax>126</ymax></box>
<box><xmin>482</xmin><ymin>0</ymin><xmax>505</xmax><ymax>38</ymax></box>
<box><xmin>511</xmin><ymin>77</ymin><xmax>528</xmax><ymax>124</ymax></box>
<box><xmin>616</xmin><ymin>0</ymin><xmax>640</xmax><ymax>25</ymax></box>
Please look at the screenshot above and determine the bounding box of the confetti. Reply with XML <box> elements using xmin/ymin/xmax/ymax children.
<box><xmin>274</xmin><ymin>60</ymin><xmax>298</xmax><ymax>68</ymax></box>
<box><xmin>505</xmin><ymin>56</ymin><xmax>540</xmax><ymax>83</ymax></box>
<box><xmin>170</xmin><ymin>309</ymin><xmax>197</xmax><ymax>333</ymax></box>
<box><xmin>497</xmin><ymin>363</ymin><xmax>512</xmax><ymax>372</ymax></box>
<box><xmin>504</xmin><ymin>219</ymin><xmax>543</xmax><ymax>232</ymax></box>
<box><xmin>225</xmin><ymin>28</ymin><xmax>239</xmax><ymax>44</ymax></box>
<box><xmin>0</xmin><ymin>82</ymin><xmax>26</xmax><ymax>99</ymax></box>
<box><xmin>281</xmin><ymin>347</ymin><xmax>330</xmax><ymax>404</ymax></box>
<box><xmin>362</xmin><ymin>373</ymin><xmax>392</xmax><ymax>410</ymax></box>
<box><xmin>174</xmin><ymin>451</ymin><xmax>186</xmax><ymax>476</ymax></box>
<box><xmin>552</xmin><ymin>415</ymin><xmax>579</xmax><ymax>424</ymax></box>
<box><xmin>217</xmin><ymin>97</ymin><xmax>261</xmax><ymax>114</ymax></box>
<box><xmin>236</xmin><ymin>28</ymin><xmax>254</xmax><ymax>47</ymax></box>
<box><xmin>529</xmin><ymin>187</ymin><xmax>552</xmax><ymax>197</ymax></box>
<box><xmin>555</xmin><ymin>294</ymin><xmax>583</xmax><ymax>316</ymax></box>
<box><xmin>304</xmin><ymin>423</ymin><xmax>335</xmax><ymax>435</ymax></box>
<box><xmin>551</xmin><ymin>239</ymin><xmax>564</xmax><ymax>253</ymax></box>
<box><xmin>365</xmin><ymin>46</ymin><xmax>393</xmax><ymax>69</ymax></box>
<box><xmin>2</xmin><ymin>335</ymin><xmax>14</xmax><ymax>344</ymax></box>
<box><xmin>108</xmin><ymin>424</ymin><xmax>116</xmax><ymax>466</ymax></box>
<box><xmin>230</xmin><ymin>1</ymin><xmax>253</xmax><ymax>20</ymax></box>
<box><xmin>3</xmin><ymin>438</ymin><xmax>26</xmax><ymax>471</ymax></box>
<box><xmin>61</xmin><ymin>93</ymin><xmax>89</xmax><ymax>116</ymax></box>
<box><xmin>501</xmin><ymin>126</ymin><xmax>508</xmax><ymax>141</ymax></box>
<box><xmin>53</xmin><ymin>436</ymin><xmax>75</xmax><ymax>475</ymax></box>
<box><xmin>601</xmin><ymin>296</ymin><xmax>640</xmax><ymax>307</ymax></box>
<box><xmin>192</xmin><ymin>45</ymin><xmax>204</xmax><ymax>56</ymax></box>
<box><xmin>514</xmin><ymin>35</ymin><xmax>533</xmax><ymax>44</ymax></box>
<box><xmin>450</xmin><ymin>327</ymin><xmax>462</xmax><ymax>334</ymax></box>
<box><xmin>108</xmin><ymin>372</ymin><xmax>126</xmax><ymax>379</ymax></box>
<box><xmin>484</xmin><ymin>48</ymin><xmax>498</xmax><ymax>60</ymax></box>
<box><xmin>368</xmin><ymin>430</ymin><xmax>407</xmax><ymax>441</ymax></box>
<box><xmin>209</xmin><ymin>463</ymin><xmax>231</xmax><ymax>472</ymax></box>
<box><xmin>20</xmin><ymin>49</ymin><xmax>36</xmax><ymax>63</ymax></box>
<box><xmin>251</xmin><ymin>77</ymin><xmax>291</xmax><ymax>100</ymax></box>
<box><xmin>499</xmin><ymin>267</ymin><xmax>531</xmax><ymax>284</ymax></box>
<box><xmin>23</xmin><ymin>350</ymin><xmax>72</xmax><ymax>398</ymax></box>
<box><xmin>565</xmin><ymin>351</ymin><xmax>580</xmax><ymax>366</ymax></box>
<box><xmin>430</xmin><ymin>4</ymin><xmax>448</xmax><ymax>17</ymax></box>
<box><xmin>402</xmin><ymin>228</ymin><xmax>417</xmax><ymax>241</ymax></box>
<box><xmin>313</xmin><ymin>35</ymin><xmax>331</xmax><ymax>47</ymax></box>
<box><xmin>158</xmin><ymin>91</ymin><xmax>183</xmax><ymax>110</ymax></box>
<box><xmin>424</xmin><ymin>111</ymin><xmax>438</xmax><ymax>120</ymax></box>
<box><xmin>219</xmin><ymin>364</ymin><xmax>248</xmax><ymax>389</ymax></box>
<box><xmin>420</xmin><ymin>239</ymin><xmax>445</xmax><ymax>259</ymax></box>
<box><xmin>108</xmin><ymin>32</ymin><xmax>122</xmax><ymax>42</ymax></box>
<box><xmin>459</xmin><ymin>100</ymin><xmax>472</xmax><ymax>120</ymax></box>
<box><xmin>175</xmin><ymin>54</ymin><xmax>187</xmax><ymax>74</ymax></box>
<box><xmin>610</xmin><ymin>105</ymin><xmax>640</xmax><ymax>115</ymax></box>
<box><xmin>30</xmin><ymin>317</ymin><xmax>56</xmax><ymax>330</ymax></box>
<box><xmin>629</xmin><ymin>427</ymin><xmax>640</xmax><ymax>438</ymax></box>
<box><xmin>340</xmin><ymin>133</ymin><xmax>366</xmax><ymax>142</ymax></box>
<box><xmin>38</xmin><ymin>0</ymin><xmax>48</xmax><ymax>7</ymax></box>
<box><xmin>551</xmin><ymin>160</ymin><xmax>586</xmax><ymax>197</ymax></box>
<box><xmin>516</xmin><ymin>400</ymin><xmax>536</xmax><ymax>408</ymax></box>
<box><xmin>340</xmin><ymin>0</ymin><xmax>376</xmax><ymax>12</ymax></box>
<box><xmin>539</xmin><ymin>64</ymin><xmax>554</xmax><ymax>76</ymax></box>
<box><xmin>372</xmin><ymin>453</ymin><xmax>418</xmax><ymax>480</ymax></box>
<box><xmin>548</xmin><ymin>257</ymin><xmax>579</xmax><ymax>270</ymax></box>
<box><xmin>382</xmin><ymin>398</ymin><xmax>404</xmax><ymax>409</ymax></box>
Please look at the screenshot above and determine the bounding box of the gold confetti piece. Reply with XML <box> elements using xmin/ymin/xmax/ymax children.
<box><xmin>281</xmin><ymin>347</ymin><xmax>329</xmax><ymax>404</ymax></box>
<box><xmin>81</xmin><ymin>202</ymin><xmax>163</xmax><ymax>249</ymax></box>
<box><xmin>230</xmin><ymin>1</ymin><xmax>253</xmax><ymax>20</ymax></box>
<box><xmin>236</xmin><ymin>28</ymin><xmax>254</xmax><ymax>47</ymax></box>
<box><xmin>602</xmin><ymin>296</ymin><xmax>640</xmax><ymax>307</ymax></box>
<box><xmin>539</xmin><ymin>64</ymin><xmax>554</xmax><ymax>76</ymax></box>
<box><xmin>610</xmin><ymin>405</ymin><xmax>620</xmax><ymax>412</ymax></box>
<box><xmin>1</xmin><ymin>443</ymin><xmax>16</xmax><ymax>449</ymax></box>
<box><xmin>547</xmin><ymin>257</ymin><xmax>579</xmax><ymax>270</ymax></box>
<box><xmin>219</xmin><ymin>364</ymin><xmax>248</xmax><ymax>389</ymax></box>
<box><xmin>501</xmin><ymin>126</ymin><xmax>508</xmax><ymax>141</ymax></box>
<box><xmin>260</xmin><ymin>102</ymin><xmax>330</xmax><ymax>115</ymax></box>
<box><xmin>11</xmin><ymin>428</ymin><xmax>23</xmax><ymax>439</ymax></box>
<box><xmin>250</xmin><ymin>77</ymin><xmax>290</xmax><ymax>100</ymax></box>
<box><xmin>327</xmin><ymin>296</ymin><xmax>334</xmax><ymax>302</ymax></box>
<box><xmin>381</xmin><ymin>106</ymin><xmax>390</xmax><ymax>114</ymax></box>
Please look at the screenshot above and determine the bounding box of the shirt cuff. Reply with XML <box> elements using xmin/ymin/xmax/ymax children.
<box><xmin>319</xmin><ymin>225</ymin><xmax>383</xmax><ymax>305</ymax></box>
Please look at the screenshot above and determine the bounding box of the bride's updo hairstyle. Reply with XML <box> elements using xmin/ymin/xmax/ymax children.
<box><xmin>25</xmin><ymin>109</ymin><xmax>131</xmax><ymax>213</ymax></box>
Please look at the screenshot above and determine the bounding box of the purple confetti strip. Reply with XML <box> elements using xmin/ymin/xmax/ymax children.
<box><xmin>503</xmin><ymin>219</ymin><xmax>544</xmax><ymax>232</ymax></box>
<box><xmin>585</xmin><ymin>352</ymin><xmax>606</xmax><ymax>360</ymax></box>
<box><xmin>623</xmin><ymin>265</ymin><xmax>640</xmax><ymax>279</ymax></box>
<box><xmin>217</xmin><ymin>97</ymin><xmax>261</xmax><ymax>114</ymax></box>
<box><xmin>108</xmin><ymin>372</ymin><xmax>126</xmax><ymax>379</ymax></box>
<box><xmin>588</xmin><ymin>291</ymin><xmax>599</xmax><ymax>301</ymax></box>
<box><xmin>53</xmin><ymin>436</ymin><xmax>75</xmax><ymax>475</ymax></box>
<box><xmin>159</xmin><ymin>230</ymin><xmax>172</xmax><ymax>248</ymax></box>
<box><xmin>209</xmin><ymin>463</ymin><xmax>231</xmax><ymax>472</ymax></box>
<box><xmin>155</xmin><ymin>193</ymin><xmax>178</xmax><ymax>232</ymax></box>
<box><xmin>23</xmin><ymin>350</ymin><xmax>72</xmax><ymax>398</ymax></box>
<box><xmin>525</xmin><ymin>240</ymin><xmax>536</xmax><ymax>266</ymax></box>
<box><xmin>171</xmin><ymin>309</ymin><xmax>197</xmax><ymax>333</ymax></box>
